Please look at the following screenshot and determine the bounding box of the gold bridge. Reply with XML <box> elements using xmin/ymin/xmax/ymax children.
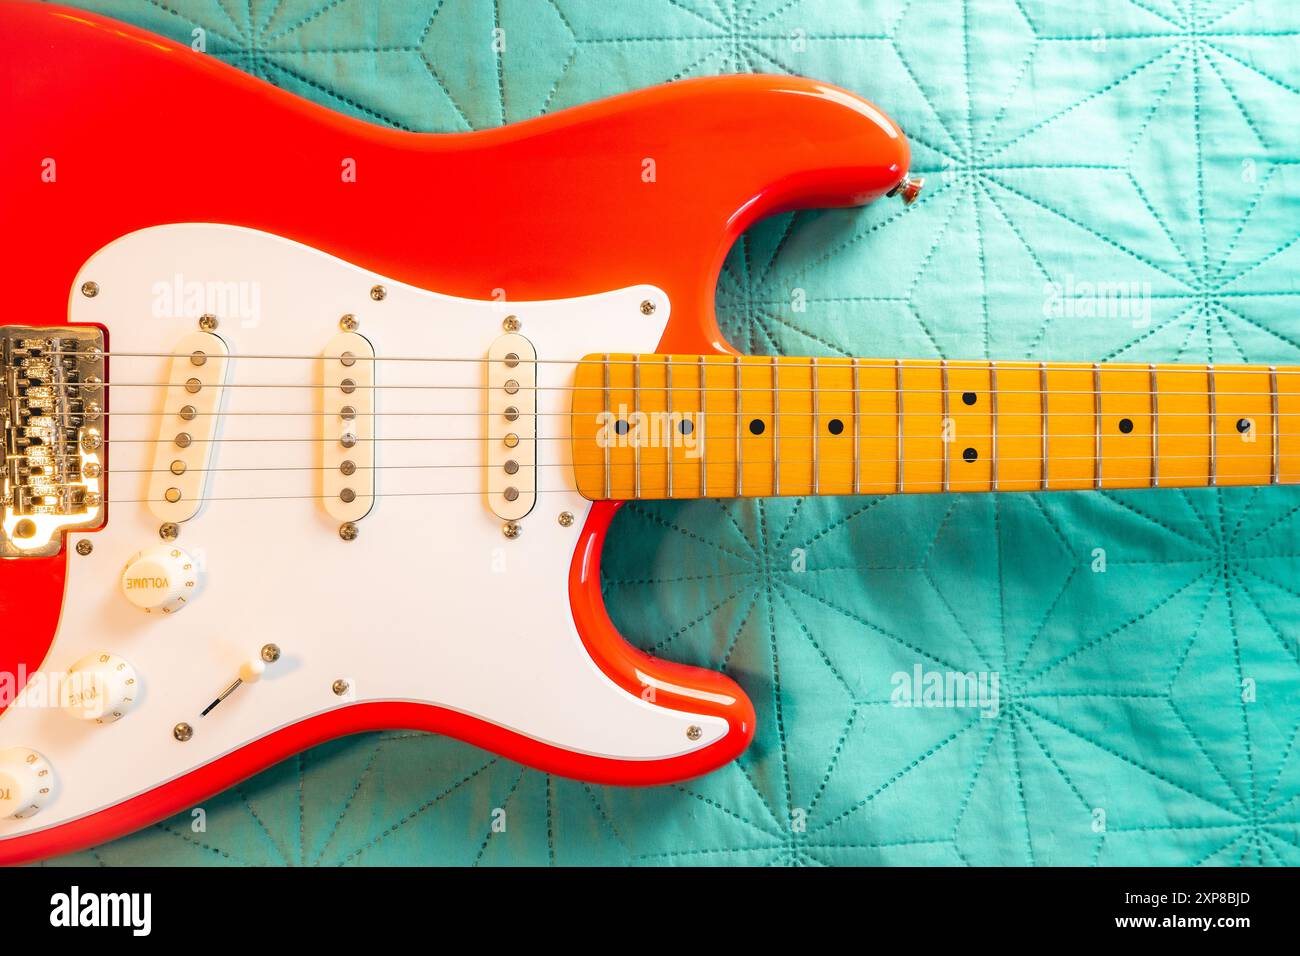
<box><xmin>1</xmin><ymin>326</ymin><xmax>105</xmax><ymax>557</ymax></box>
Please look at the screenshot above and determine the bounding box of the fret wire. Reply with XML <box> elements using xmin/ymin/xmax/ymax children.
<box><xmin>771</xmin><ymin>356</ymin><xmax>780</xmax><ymax>496</ymax></box>
<box><xmin>734</xmin><ymin>355</ymin><xmax>743</xmax><ymax>497</ymax></box>
<box><xmin>895</xmin><ymin>359</ymin><xmax>905</xmax><ymax>493</ymax></box>
<box><xmin>665</xmin><ymin>355</ymin><xmax>673</xmax><ymax>501</ymax></box>
<box><xmin>851</xmin><ymin>358</ymin><xmax>861</xmax><ymax>495</ymax></box>
<box><xmin>1093</xmin><ymin>362</ymin><xmax>1102</xmax><ymax>491</ymax></box>
<box><xmin>602</xmin><ymin>353</ymin><xmax>611</xmax><ymax>501</ymax></box>
<box><xmin>1208</xmin><ymin>364</ymin><xmax>1218</xmax><ymax>487</ymax></box>
<box><xmin>990</xmin><ymin>361</ymin><xmax>999</xmax><ymax>492</ymax></box>
<box><xmin>698</xmin><ymin>355</ymin><xmax>708</xmax><ymax>497</ymax></box>
<box><xmin>1271</xmin><ymin>365</ymin><xmax>1280</xmax><ymax>486</ymax></box>
<box><xmin>633</xmin><ymin>355</ymin><xmax>641</xmax><ymax>500</ymax></box>
<box><xmin>811</xmin><ymin>357</ymin><xmax>820</xmax><ymax>496</ymax></box>
<box><xmin>1039</xmin><ymin>362</ymin><xmax>1049</xmax><ymax>491</ymax></box>
<box><xmin>941</xmin><ymin>359</ymin><xmax>950</xmax><ymax>493</ymax></box>
<box><xmin>1150</xmin><ymin>364</ymin><xmax>1160</xmax><ymax>488</ymax></box>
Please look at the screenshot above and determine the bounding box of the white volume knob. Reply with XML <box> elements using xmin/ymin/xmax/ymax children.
<box><xmin>62</xmin><ymin>652</ymin><xmax>139</xmax><ymax>722</ymax></box>
<box><xmin>120</xmin><ymin>544</ymin><xmax>200</xmax><ymax>614</ymax></box>
<box><xmin>0</xmin><ymin>748</ymin><xmax>55</xmax><ymax>820</ymax></box>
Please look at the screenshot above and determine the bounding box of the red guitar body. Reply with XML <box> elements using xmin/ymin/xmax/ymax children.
<box><xmin>0</xmin><ymin>2</ymin><xmax>910</xmax><ymax>862</ymax></box>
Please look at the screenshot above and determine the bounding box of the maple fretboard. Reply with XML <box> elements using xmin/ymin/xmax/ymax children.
<box><xmin>570</xmin><ymin>355</ymin><xmax>1300</xmax><ymax>500</ymax></box>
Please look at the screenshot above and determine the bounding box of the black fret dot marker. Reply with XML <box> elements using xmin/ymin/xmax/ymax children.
<box><xmin>1118</xmin><ymin>418</ymin><xmax>1134</xmax><ymax>434</ymax></box>
<box><xmin>614</xmin><ymin>420</ymin><xmax>630</xmax><ymax>435</ymax></box>
<box><xmin>827</xmin><ymin>418</ymin><xmax>844</xmax><ymax>435</ymax></box>
<box><xmin>962</xmin><ymin>447</ymin><xmax>978</xmax><ymax>463</ymax></box>
<box><xmin>1237</xmin><ymin>418</ymin><xmax>1253</xmax><ymax>434</ymax></box>
<box><xmin>962</xmin><ymin>391</ymin><xmax>977</xmax><ymax>406</ymax></box>
<box><xmin>678</xmin><ymin>419</ymin><xmax>694</xmax><ymax>436</ymax></box>
<box><xmin>749</xmin><ymin>418</ymin><xmax>765</xmax><ymax>436</ymax></box>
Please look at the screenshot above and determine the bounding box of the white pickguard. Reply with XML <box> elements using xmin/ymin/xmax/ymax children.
<box><xmin>0</xmin><ymin>224</ymin><xmax>726</xmax><ymax>840</ymax></box>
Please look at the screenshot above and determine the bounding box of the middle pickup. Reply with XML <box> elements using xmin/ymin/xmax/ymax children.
<box><xmin>320</xmin><ymin>331</ymin><xmax>375</xmax><ymax>524</ymax></box>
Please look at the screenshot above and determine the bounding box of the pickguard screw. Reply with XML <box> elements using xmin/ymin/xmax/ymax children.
<box><xmin>339</xmin><ymin>522</ymin><xmax>359</xmax><ymax>541</ymax></box>
<box><xmin>339</xmin><ymin>313</ymin><xmax>358</xmax><ymax>332</ymax></box>
<box><xmin>640</xmin><ymin>300</ymin><xmax>656</xmax><ymax>315</ymax></box>
<box><xmin>261</xmin><ymin>643</ymin><xmax>281</xmax><ymax>663</ymax></box>
<box><xmin>13</xmin><ymin>519</ymin><xmax>36</xmax><ymax>539</ymax></box>
<box><xmin>173</xmin><ymin>722</ymin><xmax>193</xmax><ymax>742</ymax></box>
<box><xmin>558</xmin><ymin>511</ymin><xmax>574</xmax><ymax>527</ymax></box>
<box><xmin>75</xmin><ymin>540</ymin><xmax>93</xmax><ymax>556</ymax></box>
<box><xmin>198</xmin><ymin>313</ymin><xmax>218</xmax><ymax>332</ymax></box>
<box><xmin>370</xmin><ymin>285</ymin><xmax>386</xmax><ymax>301</ymax></box>
<box><xmin>503</xmin><ymin>521</ymin><xmax>521</xmax><ymax>539</ymax></box>
<box><xmin>332</xmin><ymin>679</ymin><xmax>350</xmax><ymax>696</ymax></box>
<box><xmin>686</xmin><ymin>725</ymin><xmax>702</xmax><ymax>741</ymax></box>
<box><xmin>83</xmin><ymin>462</ymin><xmax>102</xmax><ymax>478</ymax></box>
<box><xmin>159</xmin><ymin>522</ymin><xmax>180</xmax><ymax>541</ymax></box>
<box><xmin>503</xmin><ymin>315</ymin><xmax>520</xmax><ymax>333</ymax></box>
<box><xmin>80</xmin><ymin>281</ymin><xmax>99</xmax><ymax>298</ymax></box>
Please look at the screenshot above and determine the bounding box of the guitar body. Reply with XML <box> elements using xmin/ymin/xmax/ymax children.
<box><xmin>0</xmin><ymin>4</ymin><xmax>910</xmax><ymax>862</ymax></box>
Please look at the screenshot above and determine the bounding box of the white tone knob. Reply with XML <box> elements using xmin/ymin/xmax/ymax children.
<box><xmin>61</xmin><ymin>652</ymin><xmax>139</xmax><ymax>722</ymax></box>
<box><xmin>120</xmin><ymin>544</ymin><xmax>200</xmax><ymax>614</ymax></box>
<box><xmin>0</xmin><ymin>748</ymin><xmax>55</xmax><ymax>820</ymax></box>
<box><xmin>238</xmin><ymin>658</ymin><xmax>265</xmax><ymax>684</ymax></box>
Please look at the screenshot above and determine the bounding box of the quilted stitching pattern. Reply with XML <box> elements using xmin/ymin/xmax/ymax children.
<box><xmin>42</xmin><ymin>0</ymin><xmax>1300</xmax><ymax>866</ymax></box>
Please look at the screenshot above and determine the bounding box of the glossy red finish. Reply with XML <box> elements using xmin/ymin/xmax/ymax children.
<box><xmin>0</xmin><ymin>2</ymin><xmax>909</xmax><ymax>862</ymax></box>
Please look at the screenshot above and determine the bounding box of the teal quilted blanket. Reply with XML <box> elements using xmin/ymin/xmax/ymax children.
<box><xmin>46</xmin><ymin>0</ymin><xmax>1300</xmax><ymax>866</ymax></box>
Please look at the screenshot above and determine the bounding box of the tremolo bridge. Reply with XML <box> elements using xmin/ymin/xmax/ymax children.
<box><xmin>0</xmin><ymin>326</ymin><xmax>105</xmax><ymax>557</ymax></box>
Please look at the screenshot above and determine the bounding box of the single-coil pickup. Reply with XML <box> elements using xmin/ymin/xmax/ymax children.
<box><xmin>486</xmin><ymin>333</ymin><xmax>537</xmax><ymax>520</ymax></box>
<box><xmin>147</xmin><ymin>331</ymin><xmax>229</xmax><ymax>522</ymax></box>
<box><xmin>321</xmin><ymin>331</ymin><xmax>375</xmax><ymax>523</ymax></box>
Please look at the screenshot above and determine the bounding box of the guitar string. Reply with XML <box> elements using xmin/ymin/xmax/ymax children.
<box><xmin>92</xmin><ymin>466</ymin><xmax>1299</xmax><ymax>506</ymax></box>
<box><xmin>82</xmin><ymin>449</ymin><xmax>1296</xmax><ymax>476</ymax></box>
<box><xmin>30</xmin><ymin>408</ymin><xmax>1287</xmax><ymax>419</ymax></box>
<box><xmin>57</xmin><ymin>430</ymin><xmax>1291</xmax><ymax>446</ymax></box>
<box><xmin>50</xmin><ymin>381</ymin><xmax>1299</xmax><ymax>397</ymax></box>
<box><xmin>48</xmin><ymin>349</ymin><xmax>1300</xmax><ymax>378</ymax></box>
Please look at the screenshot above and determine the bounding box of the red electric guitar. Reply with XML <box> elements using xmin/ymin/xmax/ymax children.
<box><xmin>1</xmin><ymin>3</ymin><xmax>1295</xmax><ymax>864</ymax></box>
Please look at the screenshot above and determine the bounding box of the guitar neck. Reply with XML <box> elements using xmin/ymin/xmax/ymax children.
<box><xmin>571</xmin><ymin>355</ymin><xmax>1300</xmax><ymax>500</ymax></box>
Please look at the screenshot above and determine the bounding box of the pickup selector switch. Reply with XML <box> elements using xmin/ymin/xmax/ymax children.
<box><xmin>120</xmin><ymin>544</ymin><xmax>200</xmax><ymax>614</ymax></box>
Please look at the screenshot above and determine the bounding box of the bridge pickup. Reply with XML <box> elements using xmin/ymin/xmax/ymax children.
<box><xmin>0</xmin><ymin>325</ymin><xmax>105</xmax><ymax>557</ymax></box>
<box><xmin>147</xmin><ymin>330</ymin><xmax>229</xmax><ymax>523</ymax></box>
<box><xmin>486</xmin><ymin>333</ymin><xmax>536</xmax><ymax>520</ymax></box>
<box><xmin>321</xmin><ymin>331</ymin><xmax>375</xmax><ymax>524</ymax></box>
